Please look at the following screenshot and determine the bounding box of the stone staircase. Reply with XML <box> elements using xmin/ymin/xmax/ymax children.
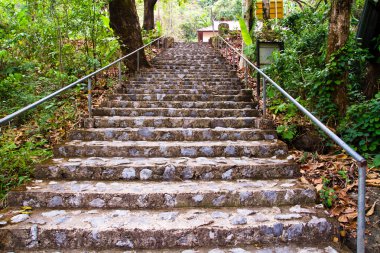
<box><xmin>0</xmin><ymin>43</ymin><xmax>345</xmax><ymax>252</ymax></box>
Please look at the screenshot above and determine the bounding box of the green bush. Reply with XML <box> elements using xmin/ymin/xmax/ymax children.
<box><xmin>339</xmin><ymin>93</ymin><xmax>380</xmax><ymax>165</ymax></box>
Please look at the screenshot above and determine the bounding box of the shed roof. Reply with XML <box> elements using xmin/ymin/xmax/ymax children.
<box><xmin>197</xmin><ymin>21</ymin><xmax>240</xmax><ymax>32</ymax></box>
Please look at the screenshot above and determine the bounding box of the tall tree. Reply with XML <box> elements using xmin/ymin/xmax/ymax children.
<box><xmin>143</xmin><ymin>0</ymin><xmax>158</xmax><ymax>30</ymax></box>
<box><xmin>109</xmin><ymin>0</ymin><xmax>149</xmax><ymax>72</ymax></box>
<box><xmin>326</xmin><ymin>0</ymin><xmax>353</xmax><ymax>116</ymax></box>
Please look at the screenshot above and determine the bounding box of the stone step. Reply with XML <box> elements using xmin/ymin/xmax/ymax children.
<box><xmin>1</xmin><ymin>245</ymin><xmax>349</xmax><ymax>253</ymax></box>
<box><xmin>100</xmin><ymin>101</ymin><xmax>256</xmax><ymax>109</ymax></box>
<box><xmin>0</xmin><ymin>206</ymin><xmax>336</xmax><ymax>250</ymax></box>
<box><xmin>54</xmin><ymin>140</ymin><xmax>287</xmax><ymax>158</ymax></box>
<box><xmin>83</xmin><ymin>117</ymin><xmax>273</xmax><ymax>129</ymax></box>
<box><xmin>69</xmin><ymin>128</ymin><xmax>276</xmax><ymax>142</ymax></box>
<box><xmin>115</xmin><ymin>88</ymin><xmax>241</xmax><ymax>95</ymax></box>
<box><xmin>8</xmin><ymin>179</ymin><xmax>315</xmax><ymax>209</ymax></box>
<box><xmin>36</xmin><ymin>157</ymin><xmax>299</xmax><ymax>181</ymax></box>
<box><xmin>153</xmin><ymin>65</ymin><xmax>231</xmax><ymax>70</ymax></box>
<box><xmin>135</xmin><ymin>72</ymin><xmax>234</xmax><ymax>76</ymax></box>
<box><xmin>139</xmin><ymin>69</ymin><xmax>237</xmax><ymax>75</ymax></box>
<box><xmin>107</xmin><ymin>94</ymin><xmax>251</xmax><ymax>102</ymax></box>
<box><xmin>123</xmin><ymin>83</ymin><xmax>244</xmax><ymax>90</ymax></box>
<box><xmin>92</xmin><ymin>108</ymin><xmax>260</xmax><ymax>118</ymax></box>
<box><xmin>129</xmin><ymin>77</ymin><xmax>240</xmax><ymax>82</ymax></box>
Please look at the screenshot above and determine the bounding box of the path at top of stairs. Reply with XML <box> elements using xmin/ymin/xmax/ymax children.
<box><xmin>0</xmin><ymin>42</ymin><xmax>348</xmax><ymax>252</ymax></box>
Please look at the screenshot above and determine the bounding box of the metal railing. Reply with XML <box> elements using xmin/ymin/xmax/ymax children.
<box><xmin>0</xmin><ymin>36</ymin><xmax>164</xmax><ymax>126</ymax></box>
<box><xmin>215</xmin><ymin>35</ymin><xmax>367</xmax><ymax>253</ymax></box>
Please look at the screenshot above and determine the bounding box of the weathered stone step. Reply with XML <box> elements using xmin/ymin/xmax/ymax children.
<box><xmin>153</xmin><ymin>65</ymin><xmax>231</xmax><ymax>70</ymax></box>
<box><xmin>92</xmin><ymin>108</ymin><xmax>260</xmax><ymax>118</ymax></box>
<box><xmin>100</xmin><ymin>101</ymin><xmax>255</xmax><ymax>109</ymax></box>
<box><xmin>83</xmin><ymin>116</ymin><xmax>273</xmax><ymax>129</ymax></box>
<box><xmin>36</xmin><ymin>157</ymin><xmax>299</xmax><ymax>181</ymax></box>
<box><xmin>54</xmin><ymin>140</ymin><xmax>287</xmax><ymax>158</ymax></box>
<box><xmin>0</xmin><ymin>206</ymin><xmax>336</xmax><ymax>250</ymax></box>
<box><xmin>108</xmin><ymin>94</ymin><xmax>251</xmax><ymax>102</ymax></box>
<box><xmin>123</xmin><ymin>83</ymin><xmax>244</xmax><ymax>90</ymax></box>
<box><xmin>116</xmin><ymin>88</ymin><xmax>241</xmax><ymax>95</ymax></box>
<box><xmin>3</xmin><ymin>245</ymin><xmax>349</xmax><ymax>253</ymax></box>
<box><xmin>139</xmin><ymin>69</ymin><xmax>236</xmax><ymax>74</ymax></box>
<box><xmin>8</xmin><ymin>179</ymin><xmax>315</xmax><ymax>209</ymax></box>
<box><xmin>135</xmin><ymin>72</ymin><xmax>234</xmax><ymax>76</ymax></box>
<box><xmin>69</xmin><ymin>128</ymin><xmax>276</xmax><ymax>142</ymax></box>
<box><xmin>131</xmin><ymin>76</ymin><xmax>240</xmax><ymax>83</ymax></box>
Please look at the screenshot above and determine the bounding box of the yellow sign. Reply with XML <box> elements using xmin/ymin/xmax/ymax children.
<box><xmin>256</xmin><ymin>0</ymin><xmax>284</xmax><ymax>20</ymax></box>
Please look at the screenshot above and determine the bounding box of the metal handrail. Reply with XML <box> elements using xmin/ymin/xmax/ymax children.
<box><xmin>0</xmin><ymin>36</ymin><xmax>164</xmax><ymax>126</ymax></box>
<box><xmin>215</xmin><ymin>35</ymin><xmax>367</xmax><ymax>253</ymax></box>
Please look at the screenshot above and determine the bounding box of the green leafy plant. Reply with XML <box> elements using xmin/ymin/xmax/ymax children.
<box><xmin>239</xmin><ymin>17</ymin><xmax>253</xmax><ymax>46</ymax></box>
<box><xmin>339</xmin><ymin>92</ymin><xmax>380</xmax><ymax>157</ymax></box>
<box><xmin>319</xmin><ymin>177</ymin><xmax>338</xmax><ymax>208</ymax></box>
<box><xmin>276</xmin><ymin>124</ymin><xmax>297</xmax><ymax>141</ymax></box>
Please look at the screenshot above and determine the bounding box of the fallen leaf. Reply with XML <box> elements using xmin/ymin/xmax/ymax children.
<box><xmin>366</xmin><ymin>201</ymin><xmax>378</xmax><ymax>217</ymax></box>
<box><xmin>366</xmin><ymin>179</ymin><xmax>380</xmax><ymax>187</ymax></box>
<box><xmin>338</xmin><ymin>215</ymin><xmax>349</xmax><ymax>223</ymax></box>
<box><xmin>316</xmin><ymin>184</ymin><xmax>324</xmax><ymax>192</ymax></box>
<box><xmin>300</xmin><ymin>176</ymin><xmax>309</xmax><ymax>184</ymax></box>
<box><xmin>336</xmin><ymin>154</ymin><xmax>348</xmax><ymax>159</ymax></box>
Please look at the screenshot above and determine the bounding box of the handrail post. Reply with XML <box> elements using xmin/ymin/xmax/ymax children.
<box><xmin>88</xmin><ymin>78</ymin><xmax>92</xmax><ymax>118</ymax></box>
<box><xmin>357</xmin><ymin>162</ymin><xmax>367</xmax><ymax>253</ymax></box>
<box><xmin>263</xmin><ymin>77</ymin><xmax>267</xmax><ymax>118</ymax></box>
<box><xmin>244</xmin><ymin>61</ymin><xmax>248</xmax><ymax>89</ymax></box>
<box><xmin>118</xmin><ymin>60</ymin><xmax>122</xmax><ymax>86</ymax></box>
<box><xmin>137</xmin><ymin>50</ymin><xmax>140</xmax><ymax>74</ymax></box>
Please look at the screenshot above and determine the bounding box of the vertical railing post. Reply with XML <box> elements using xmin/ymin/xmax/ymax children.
<box><xmin>263</xmin><ymin>77</ymin><xmax>267</xmax><ymax>118</ymax></box>
<box><xmin>357</xmin><ymin>162</ymin><xmax>367</xmax><ymax>253</ymax></box>
<box><xmin>88</xmin><ymin>78</ymin><xmax>92</xmax><ymax>118</ymax></box>
<box><xmin>137</xmin><ymin>50</ymin><xmax>140</xmax><ymax>73</ymax></box>
<box><xmin>244</xmin><ymin>61</ymin><xmax>248</xmax><ymax>89</ymax></box>
<box><xmin>257</xmin><ymin>72</ymin><xmax>261</xmax><ymax>98</ymax></box>
<box><xmin>118</xmin><ymin>60</ymin><xmax>122</xmax><ymax>86</ymax></box>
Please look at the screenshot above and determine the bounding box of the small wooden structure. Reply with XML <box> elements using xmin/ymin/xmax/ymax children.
<box><xmin>256</xmin><ymin>0</ymin><xmax>284</xmax><ymax>20</ymax></box>
<box><xmin>197</xmin><ymin>21</ymin><xmax>240</xmax><ymax>43</ymax></box>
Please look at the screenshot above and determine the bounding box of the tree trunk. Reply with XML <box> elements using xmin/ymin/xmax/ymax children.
<box><xmin>109</xmin><ymin>0</ymin><xmax>150</xmax><ymax>72</ymax></box>
<box><xmin>326</xmin><ymin>0</ymin><xmax>353</xmax><ymax>116</ymax></box>
<box><xmin>244</xmin><ymin>0</ymin><xmax>254</xmax><ymax>32</ymax></box>
<box><xmin>143</xmin><ymin>0</ymin><xmax>158</xmax><ymax>31</ymax></box>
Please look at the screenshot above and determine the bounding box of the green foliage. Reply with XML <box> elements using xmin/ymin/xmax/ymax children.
<box><xmin>276</xmin><ymin>124</ymin><xmax>297</xmax><ymax>141</ymax></box>
<box><xmin>0</xmin><ymin>94</ymin><xmax>82</xmax><ymax>199</ymax></box>
<box><xmin>239</xmin><ymin>17</ymin><xmax>253</xmax><ymax>46</ymax></box>
<box><xmin>0</xmin><ymin>0</ymin><xmax>119</xmax><ymax>118</ymax></box>
<box><xmin>180</xmin><ymin>12</ymin><xmax>211</xmax><ymax>42</ymax></box>
<box><xmin>339</xmin><ymin>93</ymin><xmax>380</xmax><ymax>158</ymax></box>
<box><xmin>0</xmin><ymin>0</ymin><xmax>120</xmax><ymax>199</ymax></box>
<box><xmin>212</xmin><ymin>0</ymin><xmax>242</xmax><ymax>20</ymax></box>
<box><xmin>319</xmin><ymin>177</ymin><xmax>337</xmax><ymax>208</ymax></box>
<box><xmin>373</xmin><ymin>154</ymin><xmax>380</xmax><ymax>168</ymax></box>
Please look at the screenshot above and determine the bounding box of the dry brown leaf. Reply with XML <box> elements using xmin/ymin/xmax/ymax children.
<box><xmin>300</xmin><ymin>176</ymin><xmax>309</xmax><ymax>184</ymax></box>
<box><xmin>366</xmin><ymin>179</ymin><xmax>380</xmax><ymax>187</ymax></box>
<box><xmin>331</xmin><ymin>206</ymin><xmax>344</xmax><ymax>216</ymax></box>
<box><xmin>315</xmin><ymin>184</ymin><xmax>323</xmax><ymax>192</ymax></box>
<box><xmin>367</xmin><ymin>173</ymin><xmax>379</xmax><ymax>179</ymax></box>
<box><xmin>336</xmin><ymin>154</ymin><xmax>348</xmax><ymax>159</ymax></box>
<box><xmin>338</xmin><ymin>215</ymin><xmax>349</xmax><ymax>223</ymax></box>
<box><xmin>343</xmin><ymin>207</ymin><xmax>356</xmax><ymax>214</ymax></box>
<box><xmin>366</xmin><ymin>201</ymin><xmax>378</xmax><ymax>217</ymax></box>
